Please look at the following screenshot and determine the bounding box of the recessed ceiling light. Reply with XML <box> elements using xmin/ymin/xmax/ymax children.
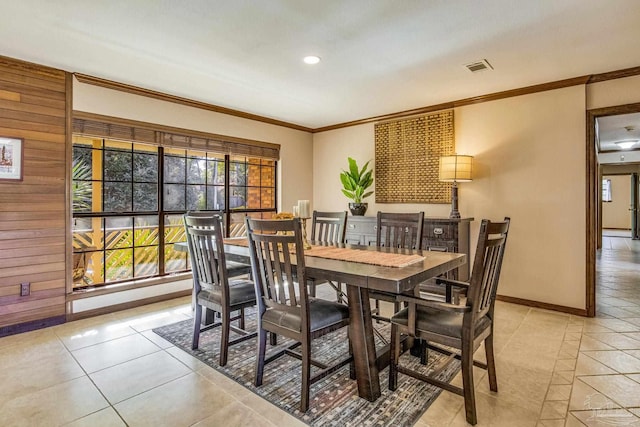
<box><xmin>303</xmin><ymin>55</ymin><xmax>321</xmax><ymax>65</ymax></box>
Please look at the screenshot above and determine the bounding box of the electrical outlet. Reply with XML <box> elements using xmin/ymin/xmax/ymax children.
<box><xmin>20</xmin><ymin>282</ymin><xmax>30</xmax><ymax>297</ymax></box>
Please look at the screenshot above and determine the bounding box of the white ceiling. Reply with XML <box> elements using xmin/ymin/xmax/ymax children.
<box><xmin>1</xmin><ymin>0</ymin><xmax>640</xmax><ymax>129</ymax></box>
<box><xmin>598</xmin><ymin>113</ymin><xmax>640</xmax><ymax>153</ymax></box>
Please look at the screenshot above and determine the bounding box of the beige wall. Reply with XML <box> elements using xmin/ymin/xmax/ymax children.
<box><xmin>73</xmin><ymin>78</ymin><xmax>314</xmax><ymax>214</ymax></box>
<box><xmin>457</xmin><ymin>87</ymin><xmax>586</xmax><ymax>308</ymax></box>
<box><xmin>602</xmin><ymin>174</ymin><xmax>631</xmax><ymax>229</ymax></box>
<box><xmin>587</xmin><ymin>75</ymin><xmax>640</xmax><ymax>110</ymax></box>
<box><xmin>72</xmin><ymin>72</ymin><xmax>640</xmax><ymax>313</ymax></box>
<box><xmin>312</xmin><ymin>125</ymin><xmax>451</xmax><ymax>217</ymax></box>
<box><xmin>314</xmin><ymin>86</ymin><xmax>587</xmax><ymax>310</ymax></box>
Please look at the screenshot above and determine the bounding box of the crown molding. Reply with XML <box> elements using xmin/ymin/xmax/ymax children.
<box><xmin>74</xmin><ymin>73</ymin><xmax>313</xmax><ymax>133</ymax></box>
<box><xmin>73</xmin><ymin>64</ymin><xmax>640</xmax><ymax>134</ymax></box>
<box><xmin>314</xmin><ymin>75</ymin><xmax>591</xmax><ymax>132</ymax></box>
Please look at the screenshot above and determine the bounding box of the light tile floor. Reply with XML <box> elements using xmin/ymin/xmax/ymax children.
<box><xmin>0</xmin><ymin>233</ymin><xmax>639</xmax><ymax>426</ymax></box>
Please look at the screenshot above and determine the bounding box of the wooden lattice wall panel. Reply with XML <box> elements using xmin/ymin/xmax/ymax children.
<box><xmin>375</xmin><ymin>110</ymin><xmax>454</xmax><ymax>203</ymax></box>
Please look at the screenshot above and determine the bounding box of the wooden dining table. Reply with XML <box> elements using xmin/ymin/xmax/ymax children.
<box><xmin>215</xmin><ymin>239</ymin><xmax>467</xmax><ymax>402</ymax></box>
<box><xmin>176</xmin><ymin>238</ymin><xmax>465</xmax><ymax>401</ymax></box>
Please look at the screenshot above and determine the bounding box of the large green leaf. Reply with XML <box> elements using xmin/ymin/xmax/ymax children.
<box><xmin>341</xmin><ymin>189</ymin><xmax>355</xmax><ymax>199</ymax></box>
<box><xmin>359</xmin><ymin>160</ymin><xmax>371</xmax><ymax>179</ymax></box>
<box><xmin>348</xmin><ymin>157</ymin><xmax>359</xmax><ymax>180</ymax></box>
<box><xmin>340</xmin><ymin>172</ymin><xmax>355</xmax><ymax>191</ymax></box>
<box><xmin>359</xmin><ymin>170</ymin><xmax>373</xmax><ymax>188</ymax></box>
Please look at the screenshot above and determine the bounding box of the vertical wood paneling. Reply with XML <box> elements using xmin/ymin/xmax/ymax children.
<box><xmin>0</xmin><ymin>56</ymin><xmax>67</xmax><ymax>329</ymax></box>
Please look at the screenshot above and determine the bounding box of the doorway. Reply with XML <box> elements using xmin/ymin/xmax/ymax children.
<box><xmin>602</xmin><ymin>172</ymin><xmax>634</xmax><ymax>239</ymax></box>
<box><xmin>587</xmin><ymin>102</ymin><xmax>640</xmax><ymax>317</ymax></box>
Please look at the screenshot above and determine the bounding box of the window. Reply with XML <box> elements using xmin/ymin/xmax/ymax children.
<box><xmin>163</xmin><ymin>148</ymin><xmax>225</xmax><ymax>211</ymax></box>
<box><xmin>603</xmin><ymin>178</ymin><xmax>612</xmax><ymax>202</ymax></box>
<box><xmin>72</xmin><ymin>135</ymin><xmax>277</xmax><ymax>289</ymax></box>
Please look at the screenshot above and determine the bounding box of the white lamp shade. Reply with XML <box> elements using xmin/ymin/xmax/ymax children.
<box><xmin>439</xmin><ymin>155</ymin><xmax>473</xmax><ymax>182</ymax></box>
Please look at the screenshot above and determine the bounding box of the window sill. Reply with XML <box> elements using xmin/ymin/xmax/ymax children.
<box><xmin>68</xmin><ymin>273</ymin><xmax>192</xmax><ymax>301</ymax></box>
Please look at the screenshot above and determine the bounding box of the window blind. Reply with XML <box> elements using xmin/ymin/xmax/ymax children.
<box><xmin>72</xmin><ymin>115</ymin><xmax>280</xmax><ymax>160</ymax></box>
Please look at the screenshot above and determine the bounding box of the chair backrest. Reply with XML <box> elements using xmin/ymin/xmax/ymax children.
<box><xmin>376</xmin><ymin>211</ymin><xmax>425</xmax><ymax>250</ymax></box>
<box><xmin>466</xmin><ymin>217</ymin><xmax>510</xmax><ymax>320</ymax></box>
<box><xmin>184</xmin><ymin>210</ymin><xmax>247</xmax><ymax>237</ymax></box>
<box><xmin>186</xmin><ymin>210</ymin><xmax>221</xmax><ymax>217</ymax></box>
<box><xmin>311</xmin><ymin>211</ymin><xmax>348</xmax><ymax>244</ymax></box>
<box><xmin>245</xmin><ymin>218</ymin><xmax>310</xmax><ymax>326</ymax></box>
<box><xmin>184</xmin><ymin>214</ymin><xmax>230</xmax><ymax>298</ymax></box>
<box><xmin>186</xmin><ymin>210</ymin><xmax>223</xmax><ymax>230</ymax></box>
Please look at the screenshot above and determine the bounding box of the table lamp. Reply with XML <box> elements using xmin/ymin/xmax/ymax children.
<box><xmin>439</xmin><ymin>154</ymin><xmax>473</xmax><ymax>219</ymax></box>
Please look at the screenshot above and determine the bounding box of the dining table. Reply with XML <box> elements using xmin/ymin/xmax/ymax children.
<box><xmin>176</xmin><ymin>238</ymin><xmax>466</xmax><ymax>402</ymax></box>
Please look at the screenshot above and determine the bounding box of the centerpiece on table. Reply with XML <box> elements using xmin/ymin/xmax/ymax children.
<box><xmin>273</xmin><ymin>212</ymin><xmax>295</xmax><ymax>235</ymax></box>
<box><xmin>273</xmin><ymin>211</ymin><xmax>310</xmax><ymax>248</ymax></box>
<box><xmin>273</xmin><ymin>212</ymin><xmax>295</xmax><ymax>220</ymax></box>
<box><xmin>340</xmin><ymin>157</ymin><xmax>374</xmax><ymax>216</ymax></box>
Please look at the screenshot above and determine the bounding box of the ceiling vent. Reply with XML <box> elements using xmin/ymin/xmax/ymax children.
<box><xmin>465</xmin><ymin>59</ymin><xmax>493</xmax><ymax>73</ymax></box>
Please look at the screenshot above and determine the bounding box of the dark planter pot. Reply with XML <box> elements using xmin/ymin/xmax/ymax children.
<box><xmin>349</xmin><ymin>202</ymin><xmax>368</xmax><ymax>216</ymax></box>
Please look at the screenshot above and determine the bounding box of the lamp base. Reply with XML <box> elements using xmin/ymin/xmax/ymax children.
<box><xmin>449</xmin><ymin>182</ymin><xmax>461</xmax><ymax>219</ymax></box>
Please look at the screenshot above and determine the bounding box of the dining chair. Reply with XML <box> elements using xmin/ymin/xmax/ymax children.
<box><xmin>245</xmin><ymin>217</ymin><xmax>353</xmax><ymax>412</ymax></box>
<box><xmin>388</xmin><ymin>217</ymin><xmax>510</xmax><ymax>425</ymax></box>
<box><xmin>185</xmin><ymin>211</ymin><xmax>252</xmax><ymax>278</ymax></box>
<box><xmin>308</xmin><ymin>210</ymin><xmax>348</xmax><ymax>302</ymax></box>
<box><xmin>371</xmin><ymin>211</ymin><xmax>425</xmax><ymax>321</ymax></box>
<box><xmin>183</xmin><ymin>214</ymin><xmax>257</xmax><ymax>366</ymax></box>
<box><xmin>376</xmin><ymin>211</ymin><xmax>424</xmax><ymax>250</ymax></box>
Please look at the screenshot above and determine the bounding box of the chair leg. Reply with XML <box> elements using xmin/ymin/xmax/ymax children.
<box><xmin>335</xmin><ymin>282</ymin><xmax>342</xmax><ymax>303</ymax></box>
<box><xmin>219</xmin><ymin>309</ymin><xmax>230</xmax><ymax>366</ymax></box>
<box><xmin>254</xmin><ymin>328</ymin><xmax>267</xmax><ymax>387</ymax></box>
<box><xmin>192</xmin><ymin>303</ymin><xmax>202</xmax><ymax>350</ymax></box>
<box><xmin>308</xmin><ymin>279</ymin><xmax>316</xmax><ymax>298</ymax></box>
<box><xmin>300</xmin><ymin>336</ymin><xmax>311</xmax><ymax>412</ymax></box>
<box><xmin>388</xmin><ymin>325</ymin><xmax>400</xmax><ymax>391</ymax></box>
<box><xmin>375</xmin><ymin>299</ymin><xmax>381</xmax><ymax>323</ymax></box>
<box><xmin>239</xmin><ymin>307</ymin><xmax>246</xmax><ymax>330</ymax></box>
<box><xmin>419</xmin><ymin>339</ymin><xmax>428</xmax><ymax>365</ymax></box>
<box><xmin>461</xmin><ymin>337</ymin><xmax>478</xmax><ymax>425</ymax></box>
<box><xmin>485</xmin><ymin>333</ymin><xmax>498</xmax><ymax>392</ymax></box>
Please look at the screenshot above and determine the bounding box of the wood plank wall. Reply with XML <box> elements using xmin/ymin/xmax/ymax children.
<box><xmin>0</xmin><ymin>56</ymin><xmax>67</xmax><ymax>331</ymax></box>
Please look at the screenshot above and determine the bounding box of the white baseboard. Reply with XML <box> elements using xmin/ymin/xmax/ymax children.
<box><xmin>70</xmin><ymin>279</ymin><xmax>192</xmax><ymax>314</ymax></box>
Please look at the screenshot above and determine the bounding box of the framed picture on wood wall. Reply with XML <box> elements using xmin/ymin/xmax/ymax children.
<box><xmin>0</xmin><ymin>137</ymin><xmax>24</xmax><ymax>181</ymax></box>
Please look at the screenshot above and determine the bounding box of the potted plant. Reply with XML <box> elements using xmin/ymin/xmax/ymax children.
<box><xmin>340</xmin><ymin>157</ymin><xmax>374</xmax><ymax>215</ymax></box>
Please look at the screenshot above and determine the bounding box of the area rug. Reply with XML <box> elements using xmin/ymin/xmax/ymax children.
<box><xmin>153</xmin><ymin>311</ymin><xmax>460</xmax><ymax>427</ymax></box>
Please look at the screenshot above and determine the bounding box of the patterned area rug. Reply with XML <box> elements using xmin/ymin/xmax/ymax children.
<box><xmin>153</xmin><ymin>311</ymin><xmax>460</xmax><ymax>427</ymax></box>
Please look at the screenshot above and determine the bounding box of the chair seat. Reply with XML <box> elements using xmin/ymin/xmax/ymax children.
<box><xmin>198</xmin><ymin>279</ymin><xmax>256</xmax><ymax>307</ymax></box>
<box><xmin>262</xmin><ymin>297</ymin><xmax>350</xmax><ymax>334</ymax></box>
<box><xmin>391</xmin><ymin>306</ymin><xmax>491</xmax><ymax>339</ymax></box>
<box><xmin>226</xmin><ymin>261</ymin><xmax>252</xmax><ymax>277</ymax></box>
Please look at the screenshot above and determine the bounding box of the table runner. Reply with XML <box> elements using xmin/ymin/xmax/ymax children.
<box><xmin>305</xmin><ymin>245</ymin><xmax>424</xmax><ymax>267</ymax></box>
<box><xmin>223</xmin><ymin>238</ymin><xmax>425</xmax><ymax>268</ymax></box>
